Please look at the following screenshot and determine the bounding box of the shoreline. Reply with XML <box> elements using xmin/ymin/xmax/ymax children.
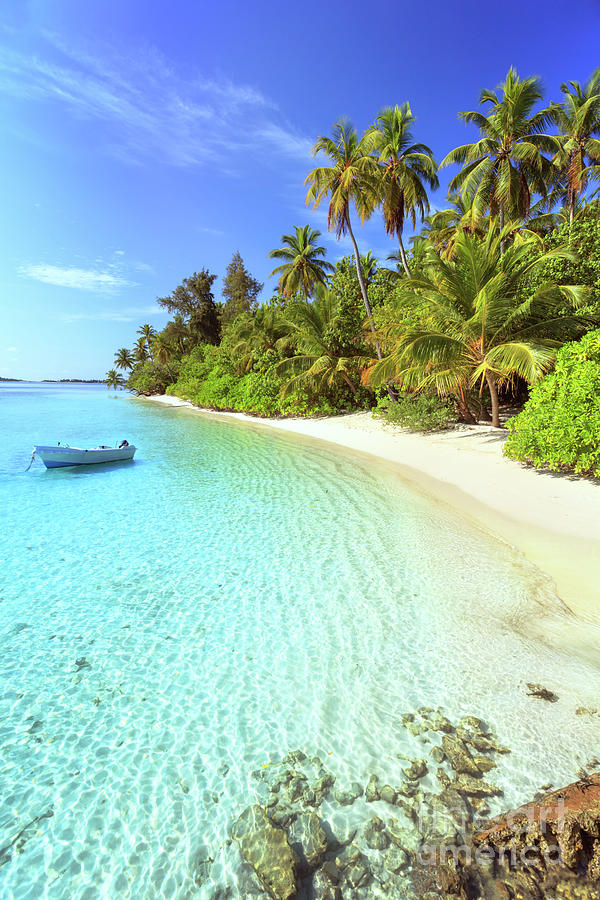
<box><xmin>143</xmin><ymin>395</ymin><xmax>600</xmax><ymax>625</ymax></box>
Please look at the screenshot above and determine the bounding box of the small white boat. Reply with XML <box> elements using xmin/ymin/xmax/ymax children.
<box><xmin>32</xmin><ymin>443</ymin><xmax>136</xmax><ymax>469</ymax></box>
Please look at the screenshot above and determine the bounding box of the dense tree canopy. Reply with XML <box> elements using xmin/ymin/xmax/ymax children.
<box><xmin>221</xmin><ymin>252</ymin><xmax>263</xmax><ymax>325</ymax></box>
<box><xmin>364</xmin><ymin>228</ymin><xmax>590</xmax><ymax>426</ymax></box>
<box><xmin>157</xmin><ymin>269</ymin><xmax>221</xmax><ymax>345</ymax></box>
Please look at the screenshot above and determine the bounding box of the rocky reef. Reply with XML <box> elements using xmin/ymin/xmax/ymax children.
<box><xmin>208</xmin><ymin>707</ymin><xmax>514</xmax><ymax>898</ymax></box>
<box><xmin>190</xmin><ymin>704</ymin><xmax>600</xmax><ymax>897</ymax></box>
<box><xmin>467</xmin><ymin>772</ymin><xmax>600</xmax><ymax>898</ymax></box>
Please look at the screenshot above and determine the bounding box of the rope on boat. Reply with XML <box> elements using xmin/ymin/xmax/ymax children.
<box><xmin>25</xmin><ymin>450</ymin><xmax>36</xmax><ymax>472</ymax></box>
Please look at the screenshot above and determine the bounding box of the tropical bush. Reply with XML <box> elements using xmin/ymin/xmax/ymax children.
<box><xmin>364</xmin><ymin>229</ymin><xmax>589</xmax><ymax>426</ymax></box>
<box><xmin>504</xmin><ymin>329</ymin><xmax>600</xmax><ymax>476</ymax></box>
<box><xmin>375</xmin><ymin>393</ymin><xmax>455</xmax><ymax>432</ymax></box>
<box><xmin>166</xmin><ymin>344</ymin><xmax>348</xmax><ymax>417</ymax></box>
<box><xmin>517</xmin><ymin>217</ymin><xmax>600</xmax><ymax>318</ymax></box>
<box><xmin>128</xmin><ymin>360</ymin><xmax>175</xmax><ymax>396</ymax></box>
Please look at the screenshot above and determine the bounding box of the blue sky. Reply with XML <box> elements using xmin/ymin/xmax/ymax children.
<box><xmin>1</xmin><ymin>0</ymin><xmax>599</xmax><ymax>379</ymax></box>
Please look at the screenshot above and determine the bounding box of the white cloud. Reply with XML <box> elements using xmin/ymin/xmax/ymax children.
<box><xmin>254</xmin><ymin>124</ymin><xmax>314</xmax><ymax>161</ymax></box>
<box><xmin>61</xmin><ymin>304</ymin><xmax>164</xmax><ymax>323</ymax></box>
<box><xmin>0</xmin><ymin>37</ymin><xmax>307</xmax><ymax>171</ymax></box>
<box><xmin>132</xmin><ymin>261</ymin><xmax>156</xmax><ymax>275</ymax></box>
<box><xmin>18</xmin><ymin>264</ymin><xmax>135</xmax><ymax>292</ymax></box>
<box><xmin>199</xmin><ymin>226</ymin><xmax>225</xmax><ymax>237</ymax></box>
<box><xmin>6</xmin><ymin>346</ymin><xmax>18</xmax><ymax>353</ymax></box>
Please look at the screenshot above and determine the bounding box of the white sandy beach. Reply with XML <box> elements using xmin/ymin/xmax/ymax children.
<box><xmin>146</xmin><ymin>395</ymin><xmax>600</xmax><ymax>624</ymax></box>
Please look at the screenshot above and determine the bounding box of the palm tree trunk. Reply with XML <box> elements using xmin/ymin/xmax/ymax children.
<box><xmin>345</xmin><ymin>213</ymin><xmax>379</xmax><ymax>354</ymax></box>
<box><xmin>455</xmin><ymin>386</ymin><xmax>477</xmax><ymax>424</ymax></box>
<box><xmin>397</xmin><ymin>233</ymin><xmax>411</xmax><ymax>278</ymax></box>
<box><xmin>499</xmin><ymin>204</ymin><xmax>506</xmax><ymax>253</ymax></box>
<box><xmin>569</xmin><ymin>189</ymin><xmax>575</xmax><ymax>225</ymax></box>
<box><xmin>345</xmin><ymin>214</ymin><xmax>397</xmax><ymax>402</ymax></box>
<box><xmin>341</xmin><ymin>372</ymin><xmax>358</xmax><ymax>394</ymax></box>
<box><xmin>485</xmin><ymin>371</ymin><xmax>501</xmax><ymax>428</ymax></box>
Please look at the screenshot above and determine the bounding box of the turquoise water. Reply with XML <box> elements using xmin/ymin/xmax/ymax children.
<box><xmin>1</xmin><ymin>383</ymin><xmax>600</xmax><ymax>899</ymax></box>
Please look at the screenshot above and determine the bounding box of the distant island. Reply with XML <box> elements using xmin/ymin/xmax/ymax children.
<box><xmin>0</xmin><ymin>377</ymin><xmax>104</xmax><ymax>383</ymax></box>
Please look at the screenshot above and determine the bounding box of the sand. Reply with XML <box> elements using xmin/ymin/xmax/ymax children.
<box><xmin>144</xmin><ymin>396</ymin><xmax>600</xmax><ymax>624</ymax></box>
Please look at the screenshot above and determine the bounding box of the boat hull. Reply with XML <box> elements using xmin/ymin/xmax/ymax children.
<box><xmin>34</xmin><ymin>445</ymin><xmax>136</xmax><ymax>468</ymax></box>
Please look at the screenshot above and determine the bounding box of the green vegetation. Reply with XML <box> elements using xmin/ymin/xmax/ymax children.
<box><xmin>166</xmin><ymin>343</ymin><xmax>342</xmax><ymax>417</ymax></box>
<box><xmin>505</xmin><ymin>330</ymin><xmax>600</xmax><ymax>476</ymax></box>
<box><xmin>221</xmin><ymin>252</ymin><xmax>263</xmax><ymax>325</ymax></box>
<box><xmin>109</xmin><ymin>67</ymin><xmax>600</xmax><ymax>474</ymax></box>
<box><xmin>364</xmin><ymin>228</ymin><xmax>589</xmax><ymax>427</ymax></box>
<box><xmin>105</xmin><ymin>369</ymin><xmax>125</xmax><ymax>390</ymax></box>
<box><xmin>440</xmin><ymin>67</ymin><xmax>558</xmax><ymax>228</ymax></box>
<box><xmin>268</xmin><ymin>225</ymin><xmax>333</xmax><ymax>299</ymax></box>
<box><xmin>365</xmin><ymin>103</ymin><xmax>438</xmax><ymax>276</ymax></box>
<box><xmin>375</xmin><ymin>393</ymin><xmax>455</xmax><ymax>432</ymax></box>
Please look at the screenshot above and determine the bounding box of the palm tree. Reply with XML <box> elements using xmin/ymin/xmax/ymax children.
<box><xmin>305</xmin><ymin>120</ymin><xmax>382</xmax><ymax>356</ymax></box>
<box><xmin>151</xmin><ymin>334</ymin><xmax>177</xmax><ymax>379</ymax></box>
<box><xmin>114</xmin><ymin>347</ymin><xmax>134</xmax><ymax>371</ymax></box>
<box><xmin>231</xmin><ymin>305</ymin><xmax>291</xmax><ymax>372</ymax></box>
<box><xmin>549</xmin><ymin>70</ymin><xmax>600</xmax><ymax>223</ymax></box>
<box><xmin>268</xmin><ymin>225</ymin><xmax>333</xmax><ymax>298</ymax></box>
<box><xmin>420</xmin><ymin>192</ymin><xmax>487</xmax><ymax>259</ymax></box>
<box><xmin>441</xmin><ymin>67</ymin><xmax>559</xmax><ymax>230</ymax></box>
<box><xmin>133</xmin><ymin>336</ymin><xmax>149</xmax><ymax>363</ymax></box>
<box><xmin>364</xmin><ymin>104</ymin><xmax>439</xmax><ymax>276</ymax></box>
<box><xmin>137</xmin><ymin>323</ymin><xmax>157</xmax><ymax>347</ymax></box>
<box><xmin>276</xmin><ymin>286</ymin><xmax>374</xmax><ymax>396</ymax></box>
<box><xmin>105</xmin><ymin>369</ymin><xmax>124</xmax><ymax>390</ymax></box>
<box><xmin>364</xmin><ymin>228</ymin><xmax>589</xmax><ymax>427</ymax></box>
<box><xmin>359</xmin><ymin>251</ymin><xmax>378</xmax><ymax>288</ymax></box>
<box><xmin>165</xmin><ymin>313</ymin><xmax>189</xmax><ymax>356</ymax></box>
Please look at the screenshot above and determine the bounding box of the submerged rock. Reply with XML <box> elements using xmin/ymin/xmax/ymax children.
<box><xmin>452</xmin><ymin>774</ymin><xmax>502</xmax><ymax>798</ymax></box>
<box><xmin>365</xmin><ymin>773</ymin><xmax>380</xmax><ymax>802</ymax></box>
<box><xmin>379</xmin><ymin>784</ymin><xmax>397</xmax><ymax>805</ymax></box>
<box><xmin>526</xmin><ymin>682</ymin><xmax>559</xmax><ymax>702</ymax></box>
<box><xmin>191</xmin><ymin>850</ymin><xmax>214</xmax><ymax>887</ymax></box>
<box><xmin>470</xmin><ymin>734</ymin><xmax>511</xmax><ymax>754</ymax></box>
<box><xmin>287</xmin><ymin>812</ymin><xmax>328</xmax><ymax>873</ymax></box>
<box><xmin>286</xmin><ymin>775</ymin><xmax>308</xmax><ymax>803</ymax></box>
<box><xmin>333</xmin><ymin>782</ymin><xmax>362</xmax><ymax>806</ymax></box>
<box><xmin>283</xmin><ymin>749</ymin><xmax>308</xmax><ymax>765</ymax></box>
<box><xmin>429</xmin><ymin>746</ymin><xmax>445</xmax><ymax>764</ymax></box>
<box><xmin>403</xmin><ymin>759</ymin><xmax>428</xmax><ymax>780</ymax></box>
<box><xmin>473</xmin><ymin>755</ymin><xmax>497</xmax><ymax>774</ymax></box>
<box><xmin>459</xmin><ymin>715</ymin><xmax>487</xmax><ymax>731</ymax></box>
<box><xmin>362</xmin><ymin>816</ymin><xmax>390</xmax><ymax>850</ymax></box>
<box><xmin>441</xmin><ymin>734</ymin><xmax>483</xmax><ymax>777</ymax></box>
<box><xmin>424</xmin><ymin>710</ymin><xmax>454</xmax><ymax>734</ymax></box>
<box><xmin>384</xmin><ymin>846</ymin><xmax>409</xmax><ymax>874</ymax></box>
<box><xmin>311</xmin><ymin>867</ymin><xmax>341</xmax><ymax>900</ymax></box>
<box><xmin>232</xmin><ymin>805</ymin><xmax>298</xmax><ymax>900</ymax></box>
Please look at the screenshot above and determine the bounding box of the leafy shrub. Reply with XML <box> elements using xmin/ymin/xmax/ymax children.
<box><xmin>504</xmin><ymin>329</ymin><xmax>600</xmax><ymax>476</ymax></box>
<box><xmin>166</xmin><ymin>344</ymin><xmax>351</xmax><ymax>417</ymax></box>
<box><xmin>374</xmin><ymin>392</ymin><xmax>456</xmax><ymax>432</ymax></box>
<box><xmin>128</xmin><ymin>360</ymin><xmax>176</xmax><ymax>395</ymax></box>
<box><xmin>517</xmin><ymin>217</ymin><xmax>600</xmax><ymax>319</ymax></box>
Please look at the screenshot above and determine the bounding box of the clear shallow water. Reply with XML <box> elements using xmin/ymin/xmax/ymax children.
<box><xmin>1</xmin><ymin>383</ymin><xmax>600</xmax><ymax>899</ymax></box>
